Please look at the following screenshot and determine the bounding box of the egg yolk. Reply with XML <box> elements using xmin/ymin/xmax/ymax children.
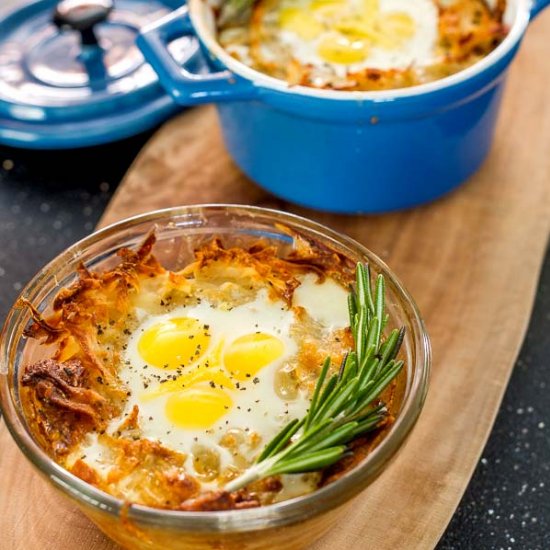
<box><xmin>318</xmin><ymin>34</ymin><xmax>369</xmax><ymax>64</ymax></box>
<box><xmin>138</xmin><ymin>317</ymin><xmax>210</xmax><ymax>370</ymax></box>
<box><xmin>165</xmin><ymin>387</ymin><xmax>233</xmax><ymax>429</ymax></box>
<box><xmin>279</xmin><ymin>8</ymin><xmax>324</xmax><ymax>39</ymax></box>
<box><xmin>310</xmin><ymin>0</ymin><xmax>347</xmax><ymax>18</ymax></box>
<box><xmin>380</xmin><ymin>12</ymin><xmax>416</xmax><ymax>42</ymax></box>
<box><xmin>143</xmin><ymin>367</ymin><xmax>236</xmax><ymax>401</ymax></box>
<box><xmin>224</xmin><ymin>333</ymin><xmax>284</xmax><ymax>381</ymax></box>
<box><xmin>278</xmin><ymin>0</ymin><xmax>416</xmax><ymax>64</ymax></box>
<box><xmin>142</xmin><ymin>341</ymin><xmax>236</xmax><ymax>401</ymax></box>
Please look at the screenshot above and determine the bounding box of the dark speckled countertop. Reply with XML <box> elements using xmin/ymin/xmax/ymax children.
<box><xmin>0</xmin><ymin>138</ymin><xmax>548</xmax><ymax>549</ymax></box>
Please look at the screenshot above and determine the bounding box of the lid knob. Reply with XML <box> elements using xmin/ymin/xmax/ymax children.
<box><xmin>53</xmin><ymin>0</ymin><xmax>114</xmax><ymax>47</ymax></box>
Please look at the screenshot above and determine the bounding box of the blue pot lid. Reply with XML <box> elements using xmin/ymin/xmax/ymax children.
<box><xmin>0</xmin><ymin>0</ymin><xmax>195</xmax><ymax>149</ymax></box>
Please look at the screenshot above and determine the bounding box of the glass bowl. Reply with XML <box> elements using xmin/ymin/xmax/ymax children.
<box><xmin>0</xmin><ymin>205</ymin><xmax>430</xmax><ymax>549</ymax></box>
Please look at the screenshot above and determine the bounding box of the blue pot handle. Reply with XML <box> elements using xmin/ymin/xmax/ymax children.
<box><xmin>531</xmin><ymin>0</ymin><xmax>550</xmax><ymax>18</ymax></box>
<box><xmin>137</xmin><ymin>5</ymin><xmax>257</xmax><ymax>104</ymax></box>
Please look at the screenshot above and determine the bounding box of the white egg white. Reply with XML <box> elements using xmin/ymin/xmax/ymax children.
<box><xmin>293</xmin><ymin>273</ymin><xmax>350</xmax><ymax>330</ymax></box>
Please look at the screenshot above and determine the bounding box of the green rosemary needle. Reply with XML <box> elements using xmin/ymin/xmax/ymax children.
<box><xmin>224</xmin><ymin>263</ymin><xmax>405</xmax><ymax>493</ymax></box>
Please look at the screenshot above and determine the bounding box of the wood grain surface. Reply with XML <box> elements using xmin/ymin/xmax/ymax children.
<box><xmin>2</xmin><ymin>10</ymin><xmax>550</xmax><ymax>550</ymax></box>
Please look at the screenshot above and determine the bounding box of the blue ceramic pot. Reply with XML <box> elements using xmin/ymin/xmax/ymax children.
<box><xmin>137</xmin><ymin>0</ymin><xmax>549</xmax><ymax>213</ymax></box>
<box><xmin>0</xmin><ymin>0</ymin><xmax>196</xmax><ymax>149</ymax></box>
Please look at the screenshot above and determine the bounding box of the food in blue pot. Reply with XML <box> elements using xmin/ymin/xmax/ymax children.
<box><xmin>216</xmin><ymin>0</ymin><xmax>509</xmax><ymax>91</ymax></box>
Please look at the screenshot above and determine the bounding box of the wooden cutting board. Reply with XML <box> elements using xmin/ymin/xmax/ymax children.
<box><xmin>3</xmin><ymin>11</ymin><xmax>550</xmax><ymax>550</ymax></box>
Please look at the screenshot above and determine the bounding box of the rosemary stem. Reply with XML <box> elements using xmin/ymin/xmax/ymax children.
<box><xmin>225</xmin><ymin>457</ymin><xmax>276</xmax><ymax>492</ymax></box>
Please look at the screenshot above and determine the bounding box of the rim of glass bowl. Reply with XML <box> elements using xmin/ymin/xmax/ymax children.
<box><xmin>0</xmin><ymin>204</ymin><xmax>431</xmax><ymax>533</ymax></box>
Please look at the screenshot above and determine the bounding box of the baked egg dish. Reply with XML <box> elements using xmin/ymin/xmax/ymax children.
<box><xmin>19</xmin><ymin>230</ymin><xmax>404</xmax><ymax>511</ymax></box>
<box><xmin>215</xmin><ymin>0</ymin><xmax>508</xmax><ymax>91</ymax></box>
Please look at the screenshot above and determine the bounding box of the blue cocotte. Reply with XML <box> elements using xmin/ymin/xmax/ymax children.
<box><xmin>138</xmin><ymin>0</ymin><xmax>549</xmax><ymax>213</ymax></box>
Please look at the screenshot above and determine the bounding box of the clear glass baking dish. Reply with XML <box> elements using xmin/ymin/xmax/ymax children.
<box><xmin>0</xmin><ymin>205</ymin><xmax>430</xmax><ymax>549</ymax></box>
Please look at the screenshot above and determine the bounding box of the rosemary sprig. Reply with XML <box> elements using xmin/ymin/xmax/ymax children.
<box><xmin>225</xmin><ymin>263</ymin><xmax>405</xmax><ymax>493</ymax></box>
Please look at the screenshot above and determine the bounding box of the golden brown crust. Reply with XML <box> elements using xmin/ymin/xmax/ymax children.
<box><xmin>21</xmin><ymin>358</ymin><xmax>114</xmax><ymax>458</ymax></box>
<box><xmin>177</xmin><ymin>476</ymin><xmax>283</xmax><ymax>511</ymax></box>
<box><xmin>23</xmin><ymin>232</ymin><xmax>165</xmax><ymax>393</ymax></box>
<box><xmin>184</xmin><ymin>235</ymin><xmax>354</xmax><ymax>305</ymax></box>
<box><xmin>88</xmin><ymin>436</ymin><xmax>202</xmax><ymax>508</ymax></box>
<box><xmin>436</xmin><ymin>0</ymin><xmax>508</xmax><ymax>62</ymax></box>
<box><xmin>178</xmin><ymin>490</ymin><xmax>260</xmax><ymax>511</ymax></box>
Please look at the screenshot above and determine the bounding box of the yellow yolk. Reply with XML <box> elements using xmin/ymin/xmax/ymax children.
<box><xmin>278</xmin><ymin>0</ymin><xmax>416</xmax><ymax>65</ymax></box>
<box><xmin>382</xmin><ymin>12</ymin><xmax>416</xmax><ymax>40</ymax></box>
<box><xmin>165</xmin><ymin>387</ymin><xmax>233</xmax><ymax>429</ymax></box>
<box><xmin>138</xmin><ymin>317</ymin><xmax>210</xmax><ymax>370</ymax></box>
<box><xmin>143</xmin><ymin>367</ymin><xmax>236</xmax><ymax>400</ymax></box>
<box><xmin>142</xmin><ymin>340</ymin><xmax>236</xmax><ymax>400</ymax></box>
<box><xmin>318</xmin><ymin>34</ymin><xmax>369</xmax><ymax>64</ymax></box>
<box><xmin>279</xmin><ymin>8</ymin><xmax>323</xmax><ymax>39</ymax></box>
<box><xmin>224</xmin><ymin>333</ymin><xmax>285</xmax><ymax>381</ymax></box>
<box><xmin>335</xmin><ymin>18</ymin><xmax>379</xmax><ymax>41</ymax></box>
<box><xmin>310</xmin><ymin>0</ymin><xmax>348</xmax><ymax>14</ymax></box>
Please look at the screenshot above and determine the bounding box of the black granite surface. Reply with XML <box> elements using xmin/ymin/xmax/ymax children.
<box><xmin>0</xmin><ymin>141</ymin><xmax>548</xmax><ymax>550</ymax></box>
